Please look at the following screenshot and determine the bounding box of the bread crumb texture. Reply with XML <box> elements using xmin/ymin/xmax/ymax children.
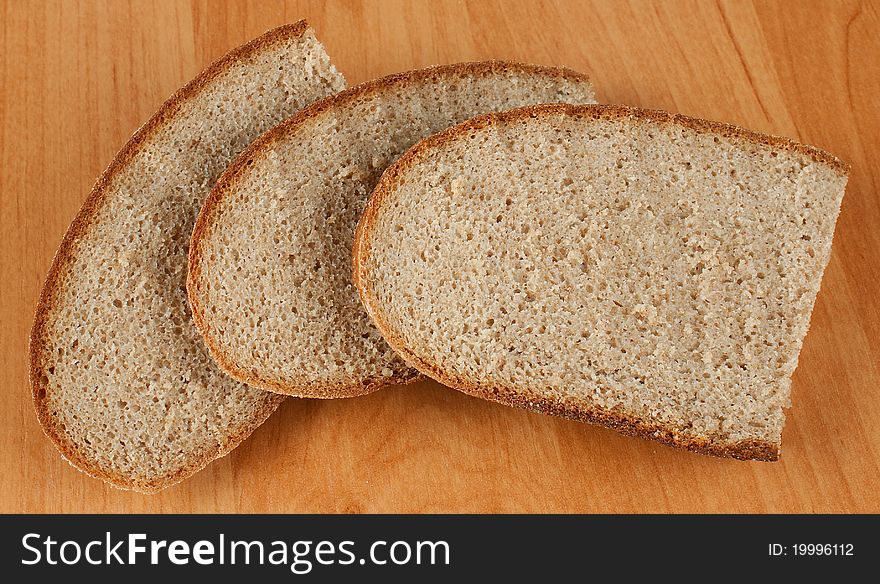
<box><xmin>191</xmin><ymin>63</ymin><xmax>595</xmax><ymax>397</ymax></box>
<box><xmin>357</xmin><ymin>104</ymin><xmax>847</xmax><ymax>459</ymax></box>
<box><xmin>30</xmin><ymin>23</ymin><xmax>345</xmax><ymax>492</ymax></box>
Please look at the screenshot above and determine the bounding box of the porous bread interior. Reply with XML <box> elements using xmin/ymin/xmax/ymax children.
<box><xmin>359</xmin><ymin>107</ymin><xmax>847</xmax><ymax>454</ymax></box>
<box><xmin>31</xmin><ymin>26</ymin><xmax>345</xmax><ymax>491</ymax></box>
<box><xmin>194</xmin><ymin>64</ymin><xmax>595</xmax><ymax>396</ymax></box>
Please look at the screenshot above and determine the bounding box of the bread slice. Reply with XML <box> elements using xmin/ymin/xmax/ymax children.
<box><xmin>29</xmin><ymin>22</ymin><xmax>345</xmax><ymax>492</ymax></box>
<box><xmin>187</xmin><ymin>62</ymin><xmax>596</xmax><ymax>398</ymax></box>
<box><xmin>354</xmin><ymin>104</ymin><xmax>848</xmax><ymax>461</ymax></box>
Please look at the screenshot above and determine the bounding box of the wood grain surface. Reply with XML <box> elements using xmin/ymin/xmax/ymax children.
<box><xmin>2</xmin><ymin>0</ymin><xmax>878</xmax><ymax>513</ymax></box>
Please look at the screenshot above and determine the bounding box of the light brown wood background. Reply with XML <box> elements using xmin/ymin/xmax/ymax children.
<box><xmin>2</xmin><ymin>0</ymin><xmax>878</xmax><ymax>513</ymax></box>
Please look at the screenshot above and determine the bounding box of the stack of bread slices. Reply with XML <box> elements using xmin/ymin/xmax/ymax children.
<box><xmin>30</xmin><ymin>21</ymin><xmax>847</xmax><ymax>492</ymax></box>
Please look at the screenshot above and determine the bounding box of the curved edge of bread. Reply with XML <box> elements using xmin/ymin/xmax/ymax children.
<box><xmin>353</xmin><ymin>103</ymin><xmax>851</xmax><ymax>462</ymax></box>
<box><xmin>27</xmin><ymin>23</ymin><xmax>311</xmax><ymax>493</ymax></box>
<box><xmin>187</xmin><ymin>62</ymin><xmax>593</xmax><ymax>398</ymax></box>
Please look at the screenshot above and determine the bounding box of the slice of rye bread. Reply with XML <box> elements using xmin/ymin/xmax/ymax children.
<box><xmin>187</xmin><ymin>62</ymin><xmax>596</xmax><ymax>398</ymax></box>
<box><xmin>29</xmin><ymin>22</ymin><xmax>345</xmax><ymax>493</ymax></box>
<box><xmin>353</xmin><ymin>104</ymin><xmax>848</xmax><ymax>461</ymax></box>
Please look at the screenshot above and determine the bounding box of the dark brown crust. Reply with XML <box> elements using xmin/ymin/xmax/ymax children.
<box><xmin>354</xmin><ymin>103</ymin><xmax>850</xmax><ymax>462</ymax></box>
<box><xmin>28</xmin><ymin>22</ymin><xmax>314</xmax><ymax>493</ymax></box>
<box><xmin>187</xmin><ymin>62</ymin><xmax>593</xmax><ymax>398</ymax></box>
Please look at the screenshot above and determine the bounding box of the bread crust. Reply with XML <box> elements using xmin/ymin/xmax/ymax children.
<box><xmin>354</xmin><ymin>103</ymin><xmax>850</xmax><ymax>462</ymax></box>
<box><xmin>28</xmin><ymin>23</ymin><xmax>316</xmax><ymax>493</ymax></box>
<box><xmin>188</xmin><ymin>62</ymin><xmax>592</xmax><ymax>398</ymax></box>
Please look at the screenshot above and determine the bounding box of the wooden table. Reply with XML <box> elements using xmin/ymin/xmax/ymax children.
<box><xmin>2</xmin><ymin>0</ymin><xmax>878</xmax><ymax>513</ymax></box>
